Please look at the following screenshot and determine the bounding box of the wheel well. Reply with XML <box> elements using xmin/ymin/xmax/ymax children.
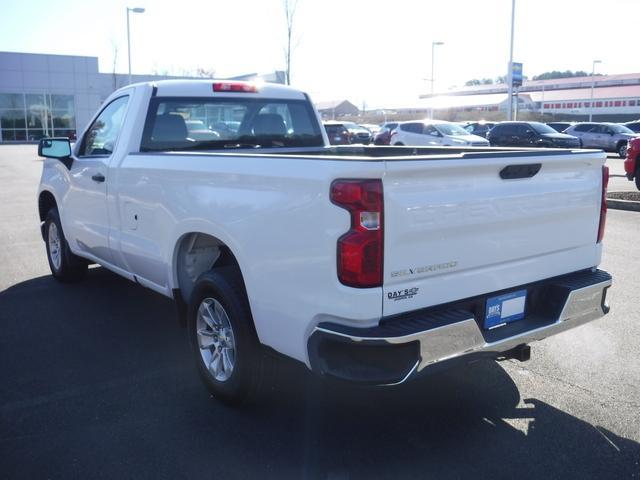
<box><xmin>38</xmin><ymin>191</ymin><xmax>57</xmax><ymax>222</ymax></box>
<box><xmin>174</xmin><ymin>233</ymin><xmax>240</xmax><ymax>302</ymax></box>
<box><xmin>617</xmin><ymin>140</ymin><xmax>627</xmax><ymax>149</ymax></box>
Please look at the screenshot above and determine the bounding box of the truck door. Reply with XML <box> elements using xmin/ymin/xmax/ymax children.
<box><xmin>63</xmin><ymin>95</ymin><xmax>130</xmax><ymax>265</ymax></box>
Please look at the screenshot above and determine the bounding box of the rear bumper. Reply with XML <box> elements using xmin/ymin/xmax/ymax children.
<box><xmin>308</xmin><ymin>269</ymin><xmax>611</xmax><ymax>385</ymax></box>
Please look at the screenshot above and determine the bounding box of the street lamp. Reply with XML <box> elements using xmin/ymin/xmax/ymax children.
<box><xmin>429</xmin><ymin>41</ymin><xmax>444</xmax><ymax>119</ymax></box>
<box><xmin>589</xmin><ymin>60</ymin><xmax>601</xmax><ymax>122</ymax></box>
<box><xmin>126</xmin><ymin>7</ymin><xmax>146</xmax><ymax>85</ymax></box>
<box><xmin>507</xmin><ymin>0</ymin><xmax>516</xmax><ymax>120</ymax></box>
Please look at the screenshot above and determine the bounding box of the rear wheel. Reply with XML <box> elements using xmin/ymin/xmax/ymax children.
<box><xmin>617</xmin><ymin>142</ymin><xmax>628</xmax><ymax>158</ymax></box>
<box><xmin>188</xmin><ymin>267</ymin><xmax>266</xmax><ymax>405</ymax></box>
<box><xmin>394</xmin><ymin>142</ymin><xmax>404</xmax><ymax>146</ymax></box>
<box><xmin>44</xmin><ymin>208</ymin><xmax>87</xmax><ymax>282</ymax></box>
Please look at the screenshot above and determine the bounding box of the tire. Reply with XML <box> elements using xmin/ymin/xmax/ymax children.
<box><xmin>188</xmin><ymin>267</ymin><xmax>266</xmax><ymax>405</ymax></box>
<box><xmin>635</xmin><ymin>168</ymin><xmax>640</xmax><ymax>191</ymax></box>
<box><xmin>394</xmin><ymin>142</ymin><xmax>404</xmax><ymax>146</ymax></box>
<box><xmin>44</xmin><ymin>208</ymin><xmax>87</xmax><ymax>282</ymax></box>
<box><xmin>617</xmin><ymin>142</ymin><xmax>628</xmax><ymax>159</ymax></box>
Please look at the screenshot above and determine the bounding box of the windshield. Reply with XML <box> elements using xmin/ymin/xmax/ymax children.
<box><xmin>610</xmin><ymin>124</ymin><xmax>635</xmax><ymax>134</ymax></box>
<box><xmin>434</xmin><ymin>122</ymin><xmax>471</xmax><ymax>136</ymax></box>
<box><xmin>530</xmin><ymin>122</ymin><xmax>558</xmax><ymax>134</ymax></box>
<box><xmin>141</xmin><ymin>97</ymin><xmax>324</xmax><ymax>151</ymax></box>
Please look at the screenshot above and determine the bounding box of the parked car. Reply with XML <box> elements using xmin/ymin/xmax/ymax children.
<box><xmin>185</xmin><ymin>120</ymin><xmax>221</xmax><ymax>141</ymax></box>
<box><xmin>323</xmin><ymin>122</ymin><xmax>351</xmax><ymax>145</ymax></box>
<box><xmin>391</xmin><ymin>120</ymin><xmax>489</xmax><ymax>146</ymax></box>
<box><xmin>546</xmin><ymin>122</ymin><xmax>573</xmax><ymax>133</ymax></box>
<box><xmin>373</xmin><ymin>122</ymin><xmax>399</xmax><ymax>145</ymax></box>
<box><xmin>35</xmin><ymin>79</ymin><xmax>611</xmax><ymax>405</ymax></box>
<box><xmin>564</xmin><ymin>122</ymin><xmax>638</xmax><ymax>158</ymax></box>
<box><xmin>361</xmin><ymin>124</ymin><xmax>381</xmax><ymax>136</ymax></box>
<box><xmin>625</xmin><ymin>137</ymin><xmax>640</xmax><ymax>190</ymax></box>
<box><xmin>488</xmin><ymin>122</ymin><xmax>580</xmax><ymax>148</ymax></box>
<box><xmin>341</xmin><ymin>121</ymin><xmax>372</xmax><ymax>144</ymax></box>
<box><xmin>622</xmin><ymin>121</ymin><xmax>640</xmax><ymax>133</ymax></box>
<box><xmin>463</xmin><ymin>122</ymin><xmax>496</xmax><ymax>138</ymax></box>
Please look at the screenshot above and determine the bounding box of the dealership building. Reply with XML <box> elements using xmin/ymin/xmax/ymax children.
<box><xmin>418</xmin><ymin>73</ymin><xmax>640</xmax><ymax>121</ymax></box>
<box><xmin>0</xmin><ymin>51</ymin><xmax>284</xmax><ymax>143</ymax></box>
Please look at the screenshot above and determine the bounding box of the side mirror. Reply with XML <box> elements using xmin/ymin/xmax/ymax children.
<box><xmin>38</xmin><ymin>138</ymin><xmax>73</xmax><ymax>169</ymax></box>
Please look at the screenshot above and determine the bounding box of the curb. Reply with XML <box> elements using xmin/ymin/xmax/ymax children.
<box><xmin>606</xmin><ymin>198</ymin><xmax>640</xmax><ymax>212</ymax></box>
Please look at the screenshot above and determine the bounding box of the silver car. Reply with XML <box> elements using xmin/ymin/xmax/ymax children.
<box><xmin>565</xmin><ymin>122</ymin><xmax>638</xmax><ymax>158</ymax></box>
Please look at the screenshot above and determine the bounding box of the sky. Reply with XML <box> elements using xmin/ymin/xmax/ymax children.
<box><xmin>2</xmin><ymin>0</ymin><xmax>640</xmax><ymax>108</ymax></box>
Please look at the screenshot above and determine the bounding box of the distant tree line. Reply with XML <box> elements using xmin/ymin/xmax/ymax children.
<box><xmin>531</xmin><ymin>70</ymin><xmax>600</xmax><ymax>80</ymax></box>
<box><xmin>464</xmin><ymin>70</ymin><xmax>604</xmax><ymax>87</ymax></box>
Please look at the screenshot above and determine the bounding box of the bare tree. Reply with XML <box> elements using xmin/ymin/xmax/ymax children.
<box><xmin>110</xmin><ymin>40</ymin><xmax>119</xmax><ymax>91</ymax></box>
<box><xmin>283</xmin><ymin>0</ymin><xmax>299</xmax><ymax>85</ymax></box>
<box><xmin>196</xmin><ymin>67</ymin><xmax>216</xmax><ymax>78</ymax></box>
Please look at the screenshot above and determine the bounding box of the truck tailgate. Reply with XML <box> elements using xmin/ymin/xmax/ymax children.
<box><xmin>382</xmin><ymin>150</ymin><xmax>605</xmax><ymax>316</ymax></box>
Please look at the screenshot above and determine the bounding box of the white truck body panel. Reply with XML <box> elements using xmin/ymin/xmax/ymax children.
<box><xmin>382</xmin><ymin>151</ymin><xmax>604</xmax><ymax>316</ymax></box>
<box><xmin>37</xmin><ymin>80</ymin><xmax>610</xmax><ymax>374</ymax></box>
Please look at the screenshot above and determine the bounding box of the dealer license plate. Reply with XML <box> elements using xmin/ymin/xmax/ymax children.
<box><xmin>484</xmin><ymin>289</ymin><xmax>527</xmax><ymax>330</ymax></box>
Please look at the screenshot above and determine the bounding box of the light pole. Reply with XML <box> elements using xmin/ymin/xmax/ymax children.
<box><xmin>429</xmin><ymin>41</ymin><xmax>444</xmax><ymax>119</ymax></box>
<box><xmin>589</xmin><ymin>60</ymin><xmax>601</xmax><ymax>122</ymax></box>
<box><xmin>507</xmin><ymin>0</ymin><xmax>516</xmax><ymax>120</ymax></box>
<box><xmin>127</xmin><ymin>7</ymin><xmax>145</xmax><ymax>85</ymax></box>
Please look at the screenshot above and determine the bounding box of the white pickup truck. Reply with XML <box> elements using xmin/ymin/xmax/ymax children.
<box><xmin>37</xmin><ymin>80</ymin><xmax>612</xmax><ymax>405</ymax></box>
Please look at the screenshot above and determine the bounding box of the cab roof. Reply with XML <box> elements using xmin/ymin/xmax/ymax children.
<box><xmin>130</xmin><ymin>79</ymin><xmax>308</xmax><ymax>101</ymax></box>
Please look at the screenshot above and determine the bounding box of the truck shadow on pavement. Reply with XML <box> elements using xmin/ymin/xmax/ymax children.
<box><xmin>1</xmin><ymin>267</ymin><xmax>638</xmax><ymax>479</ymax></box>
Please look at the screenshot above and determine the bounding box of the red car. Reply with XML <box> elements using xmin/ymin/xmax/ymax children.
<box><xmin>625</xmin><ymin>137</ymin><xmax>640</xmax><ymax>190</ymax></box>
<box><xmin>373</xmin><ymin>122</ymin><xmax>399</xmax><ymax>145</ymax></box>
<box><xmin>323</xmin><ymin>122</ymin><xmax>351</xmax><ymax>145</ymax></box>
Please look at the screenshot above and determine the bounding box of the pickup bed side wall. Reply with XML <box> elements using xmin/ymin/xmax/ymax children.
<box><xmin>114</xmin><ymin>153</ymin><xmax>385</xmax><ymax>364</ymax></box>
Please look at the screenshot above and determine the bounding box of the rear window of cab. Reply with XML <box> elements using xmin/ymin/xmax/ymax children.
<box><xmin>140</xmin><ymin>97</ymin><xmax>324</xmax><ymax>152</ymax></box>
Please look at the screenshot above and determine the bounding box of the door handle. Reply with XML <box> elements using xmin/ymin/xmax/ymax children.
<box><xmin>91</xmin><ymin>173</ymin><xmax>106</xmax><ymax>183</ymax></box>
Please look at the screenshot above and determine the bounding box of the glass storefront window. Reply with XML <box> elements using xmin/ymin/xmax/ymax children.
<box><xmin>51</xmin><ymin>95</ymin><xmax>74</xmax><ymax>111</ymax></box>
<box><xmin>51</xmin><ymin>94</ymin><xmax>75</xmax><ymax>137</ymax></box>
<box><xmin>1</xmin><ymin>93</ymin><xmax>75</xmax><ymax>142</ymax></box>
<box><xmin>1</xmin><ymin>130</ymin><xmax>27</xmax><ymax>141</ymax></box>
<box><xmin>1</xmin><ymin>110</ymin><xmax>26</xmax><ymax>128</ymax></box>
<box><xmin>27</xmin><ymin>129</ymin><xmax>47</xmax><ymax>141</ymax></box>
<box><xmin>0</xmin><ymin>94</ymin><xmax>25</xmax><ymax>110</ymax></box>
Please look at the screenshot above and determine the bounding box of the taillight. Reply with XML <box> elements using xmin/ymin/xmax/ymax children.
<box><xmin>331</xmin><ymin>179</ymin><xmax>384</xmax><ymax>288</ymax></box>
<box><xmin>212</xmin><ymin>82</ymin><xmax>258</xmax><ymax>93</ymax></box>
<box><xmin>598</xmin><ymin>165</ymin><xmax>609</xmax><ymax>243</ymax></box>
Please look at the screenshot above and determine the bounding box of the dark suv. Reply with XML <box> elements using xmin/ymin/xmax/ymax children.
<box><xmin>488</xmin><ymin>122</ymin><xmax>580</xmax><ymax>148</ymax></box>
<box><xmin>463</xmin><ymin>122</ymin><xmax>495</xmax><ymax>138</ymax></box>
<box><xmin>546</xmin><ymin>122</ymin><xmax>573</xmax><ymax>133</ymax></box>
<box><xmin>623</xmin><ymin>121</ymin><xmax>640</xmax><ymax>133</ymax></box>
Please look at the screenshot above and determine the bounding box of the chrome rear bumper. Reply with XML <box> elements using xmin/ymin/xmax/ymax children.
<box><xmin>308</xmin><ymin>269</ymin><xmax>611</xmax><ymax>385</ymax></box>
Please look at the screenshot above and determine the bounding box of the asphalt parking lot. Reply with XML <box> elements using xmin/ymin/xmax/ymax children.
<box><xmin>0</xmin><ymin>145</ymin><xmax>638</xmax><ymax>479</ymax></box>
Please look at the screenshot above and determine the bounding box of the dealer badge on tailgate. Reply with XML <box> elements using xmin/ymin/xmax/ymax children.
<box><xmin>484</xmin><ymin>289</ymin><xmax>527</xmax><ymax>330</ymax></box>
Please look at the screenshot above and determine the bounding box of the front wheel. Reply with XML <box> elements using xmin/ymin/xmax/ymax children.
<box><xmin>188</xmin><ymin>267</ymin><xmax>266</xmax><ymax>405</ymax></box>
<box><xmin>44</xmin><ymin>208</ymin><xmax>87</xmax><ymax>282</ymax></box>
<box><xmin>618</xmin><ymin>142</ymin><xmax>628</xmax><ymax>158</ymax></box>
